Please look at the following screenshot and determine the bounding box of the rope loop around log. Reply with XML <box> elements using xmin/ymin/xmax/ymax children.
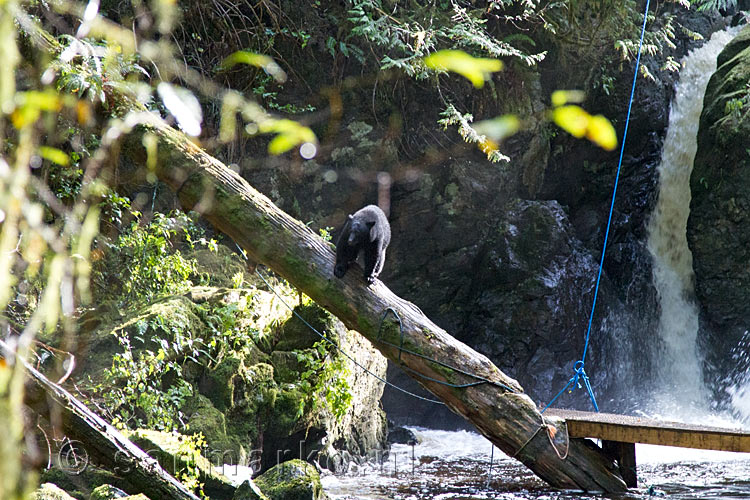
<box><xmin>513</xmin><ymin>418</ymin><xmax>570</xmax><ymax>461</ymax></box>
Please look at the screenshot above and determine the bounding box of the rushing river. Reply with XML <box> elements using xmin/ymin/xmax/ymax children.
<box><xmin>322</xmin><ymin>427</ymin><xmax>750</xmax><ymax>499</ymax></box>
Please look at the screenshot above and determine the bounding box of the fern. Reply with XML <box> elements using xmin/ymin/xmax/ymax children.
<box><xmin>438</xmin><ymin>104</ymin><xmax>511</xmax><ymax>163</ymax></box>
<box><xmin>693</xmin><ymin>0</ymin><xmax>738</xmax><ymax>12</ymax></box>
<box><xmin>347</xmin><ymin>0</ymin><xmax>546</xmax><ymax>73</ymax></box>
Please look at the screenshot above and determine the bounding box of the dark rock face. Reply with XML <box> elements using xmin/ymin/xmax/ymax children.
<box><xmin>688</xmin><ymin>26</ymin><xmax>750</xmax><ymax>361</ymax></box>
<box><xmin>234</xmin><ymin>10</ymin><xmax>723</xmax><ymax>424</ymax></box>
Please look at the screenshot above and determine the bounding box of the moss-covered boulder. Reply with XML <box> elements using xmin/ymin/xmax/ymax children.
<box><xmin>232</xmin><ymin>480</ymin><xmax>269</xmax><ymax>500</ymax></box>
<box><xmin>77</xmin><ymin>273</ymin><xmax>387</xmax><ymax>477</ymax></box>
<box><xmin>126</xmin><ymin>429</ymin><xmax>235</xmax><ymax>499</ymax></box>
<box><xmin>89</xmin><ymin>484</ymin><xmax>129</xmax><ymax>500</ymax></box>
<box><xmin>254</xmin><ymin>460</ymin><xmax>327</xmax><ymax>500</ymax></box>
<box><xmin>689</xmin><ymin>25</ymin><xmax>750</xmax><ymax>345</ymax></box>
<box><xmin>31</xmin><ymin>483</ymin><xmax>77</xmax><ymax>500</ymax></box>
<box><xmin>187</xmin><ymin>244</ymin><xmax>248</xmax><ymax>289</ymax></box>
<box><xmin>39</xmin><ymin>466</ymin><xmax>127</xmax><ymax>500</ymax></box>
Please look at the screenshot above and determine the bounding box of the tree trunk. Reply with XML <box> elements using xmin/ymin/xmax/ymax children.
<box><xmin>10</xmin><ymin>342</ymin><xmax>201</xmax><ymax>500</ymax></box>
<box><xmin>120</xmin><ymin>116</ymin><xmax>628</xmax><ymax>493</ymax></box>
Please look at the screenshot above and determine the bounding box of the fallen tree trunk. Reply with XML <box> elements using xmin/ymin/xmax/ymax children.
<box><xmin>5</xmin><ymin>341</ymin><xmax>201</xmax><ymax>500</ymax></box>
<box><xmin>119</xmin><ymin>117</ymin><xmax>628</xmax><ymax>493</ymax></box>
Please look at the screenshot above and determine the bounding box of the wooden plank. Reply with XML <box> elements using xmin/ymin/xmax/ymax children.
<box><xmin>547</xmin><ymin>409</ymin><xmax>750</xmax><ymax>453</ymax></box>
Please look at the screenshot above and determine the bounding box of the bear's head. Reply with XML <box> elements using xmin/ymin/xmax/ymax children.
<box><xmin>347</xmin><ymin>215</ymin><xmax>375</xmax><ymax>246</ymax></box>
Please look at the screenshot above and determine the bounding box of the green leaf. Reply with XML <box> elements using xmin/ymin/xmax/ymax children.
<box><xmin>423</xmin><ymin>50</ymin><xmax>503</xmax><ymax>88</ymax></box>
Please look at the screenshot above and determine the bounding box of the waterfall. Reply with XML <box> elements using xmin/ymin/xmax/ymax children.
<box><xmin>645</xmin><ymin>27</ymin><xmax>740</xmax><ymax>415</ymax></box>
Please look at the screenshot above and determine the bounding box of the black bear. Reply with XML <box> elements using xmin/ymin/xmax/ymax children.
<box><xmin>334</xmin><ymin>205</ymin><xmax>391</xmax><ymax>284</ymax></box>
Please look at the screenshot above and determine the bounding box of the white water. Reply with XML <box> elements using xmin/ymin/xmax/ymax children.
<box><xmin>323</xmin><ymin>428</ymin><xmax>750</xmax><ymax>499</ymax></box>
<box><xmin>645</xmin><ymin>27</ymin><xmax>741</xmax><ymax>417</ymax></box>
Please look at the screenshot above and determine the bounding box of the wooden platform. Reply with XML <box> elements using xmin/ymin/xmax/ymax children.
<box><xmin>545</xmin><ymin>409</ymin><xmax>750</xmax><ymax>488</ymax></box>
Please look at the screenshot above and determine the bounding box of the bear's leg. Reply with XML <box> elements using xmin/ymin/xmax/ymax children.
<box><xmin>373</xmin><ymin>247</ymin><xmax>386</xmax><ymax>278</ymax></box>
<box><xmin>363</xmin><ymin>245</ymin><xmax>378</xmax><ymax>284</ymax></box>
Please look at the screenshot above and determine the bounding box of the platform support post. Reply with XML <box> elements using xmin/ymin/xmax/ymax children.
<box><xmin>602</xmin><ymin>440</ymin><xmax>637</xmax><ymax>488</ymax></box>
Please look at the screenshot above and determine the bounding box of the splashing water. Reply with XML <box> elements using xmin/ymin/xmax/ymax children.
<box><xmin>645</xmin><ymin>27</ymin><xmax>741</xmax><ymax>417</ymax></box>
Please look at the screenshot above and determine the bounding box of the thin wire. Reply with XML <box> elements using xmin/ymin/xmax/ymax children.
<box><xmin>486</xmin><ymin>445</ymin><xmax>495</xmax><ymax>488</ymax></box>
<box><xmin>253</xmin><ymin>269</ymin><xmax>446</xmax><ymax>405</ymax></box>
<box><xmin>377</xmin><ymin>307</ymin><xmax>519</xmax><ymax>393</ymax></box>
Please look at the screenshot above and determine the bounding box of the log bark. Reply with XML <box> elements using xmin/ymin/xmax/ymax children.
<box><xmin>119</xmin><ymin>116</ymin><xmax>628</xmax><ymax>493</ymax></box>
<box><xmin>6</xmin><ymin>341</ymin><xmax>201</xmax><ymax>500</ymax></box>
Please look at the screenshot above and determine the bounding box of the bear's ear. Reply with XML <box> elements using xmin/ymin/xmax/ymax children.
<box><xmin>348</xmin><ymin>214</ymin><xmax>353</xmax><ymax>220</ymax></box>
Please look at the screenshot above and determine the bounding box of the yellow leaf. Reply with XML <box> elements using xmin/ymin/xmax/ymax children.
<box><xmin>424</xmin><ymin>50</ymin><xmax>503</xmax><ymax>88</ymax></box>
<box><xmin>268</xmin><ymin>134</ymin><xmax>297</xmax><ymax>155</ymax></box>
<box><xmin>473</xmin><ymin>114</ymin><xmax>521</xmax><ymax>142</ymax></box>
<box><xmin>221</xmin><ymin>51</ymin><xmax>287</xmax><ymax>83</ymax></box>
<box><xmin>19</xmin><ymin>91</ymin><xmax>62</xmax><ymax>112</ymax></box>
<box><xmin>586</xmin><ymin>114</ymin><xmax>618</xmax><ymax>151</ymax></box>
<box><xmin>258</xmin><ymin>118</ymin><xmax>317</xmax><ymax>155</ymax></box>
<box><xmin>77</xmin><ymin>101</ymin><xmax>92</xmax><ymax>125</ymax></box>
<box><xmin>551</xmin><ymin>105</ymin><xmax>590</xmax><ymax>138</ymax></box>
<box><xmin>551</xmin><ymin>106</ymin><xmax>618</xmax><ymax>151</ymax></box>
<box><xmin>551</xmin><ymin>90</ymin><xmax>586</xmax><ymax>107</ymax></box>
<box><xmin>11</xmin><ymin>107</ymin><xmax>40</xmax><ymax>129</ymax></box>
<box><xmin>38</xmin><ymin>146</ymin><xmax>70</xmax><ymax>166</ymax></box>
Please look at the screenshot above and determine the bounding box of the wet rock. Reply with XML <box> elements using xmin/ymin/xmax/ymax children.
<box><xmin>689</xmin><ymin>25</ymin><xmax>750</xmax><ymax>351</ymax></box>
<box><xmin>387</xmin><ymin>422</ymin><xmax>418</xmax><ymax>445</ymax></box>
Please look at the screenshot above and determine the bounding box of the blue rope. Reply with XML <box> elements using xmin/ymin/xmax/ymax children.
<box><xmin>542</xmin><ymin>0</ymin><xmax>651</xmax><ymax>414</ymax></box>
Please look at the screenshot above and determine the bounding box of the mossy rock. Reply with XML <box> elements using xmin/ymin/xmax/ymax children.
<box><xmin>269</xmin><ymin>351</ymin><xmax>305</xmax><ymax>384</ymax></box>
<box><xmin>201</xmin><ymin>357</ymin><xmax>275</xmax><ymax>413</ymax></box>
<box><xmin>690</xmin><ymin>24</ymin><xmax>750</xmax><ymax>333</ymax></box>
<box><xmin>276</xmin><ymin>303</ymin><xmax>335</xmax><ymax>351</ymax></box>
<box><xmin>254</xmin><ymin>460</ymin><xmax>327</xmax><ymax>500</ymax></box>
<box><xmin>125</xmin><ymin>429</ymin><xmax>235</xmax><ymax>499</ymax></box>
<box><xmin>80</xmin><ymin>295</ymin><xmax>206</xmax><ymax>378</ymax></box>
<box><xmin>39</xmin><ymin>467</ymin><xmax>125</xmax><ymax>499</ymax></box>
<box><xmin>182</xmin><ymin>393</ymin><xmax>247</xmax><ymax>459</ymax></box>
<box><xmin>187</xmin><ymin>245</ymin><xmax>248</xmax><ymax>288</ymax></box>
<box><xmin>232</xmin><ymin>480</ymin><xmax>269</xmax><ymax>500</ymax></box>
<box><xmin>89</xmin><ymin>484</ymin><xmax>129</xmax><ymax>500</ymax></box>
<box><xmin>31</xmin><ymin>483</ymin><xmax>77</xmax><ymax>500</ymax></box>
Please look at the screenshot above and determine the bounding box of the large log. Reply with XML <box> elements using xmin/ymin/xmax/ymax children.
<box><xmin>2</xmin><ymin>340</ymin><xmax>201</xmax><ymax>500</ymax></box>
<box><xmin>121</xmin><ymin>116</ymin><xmax>628</xmax><ymax>493</ymax></box>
